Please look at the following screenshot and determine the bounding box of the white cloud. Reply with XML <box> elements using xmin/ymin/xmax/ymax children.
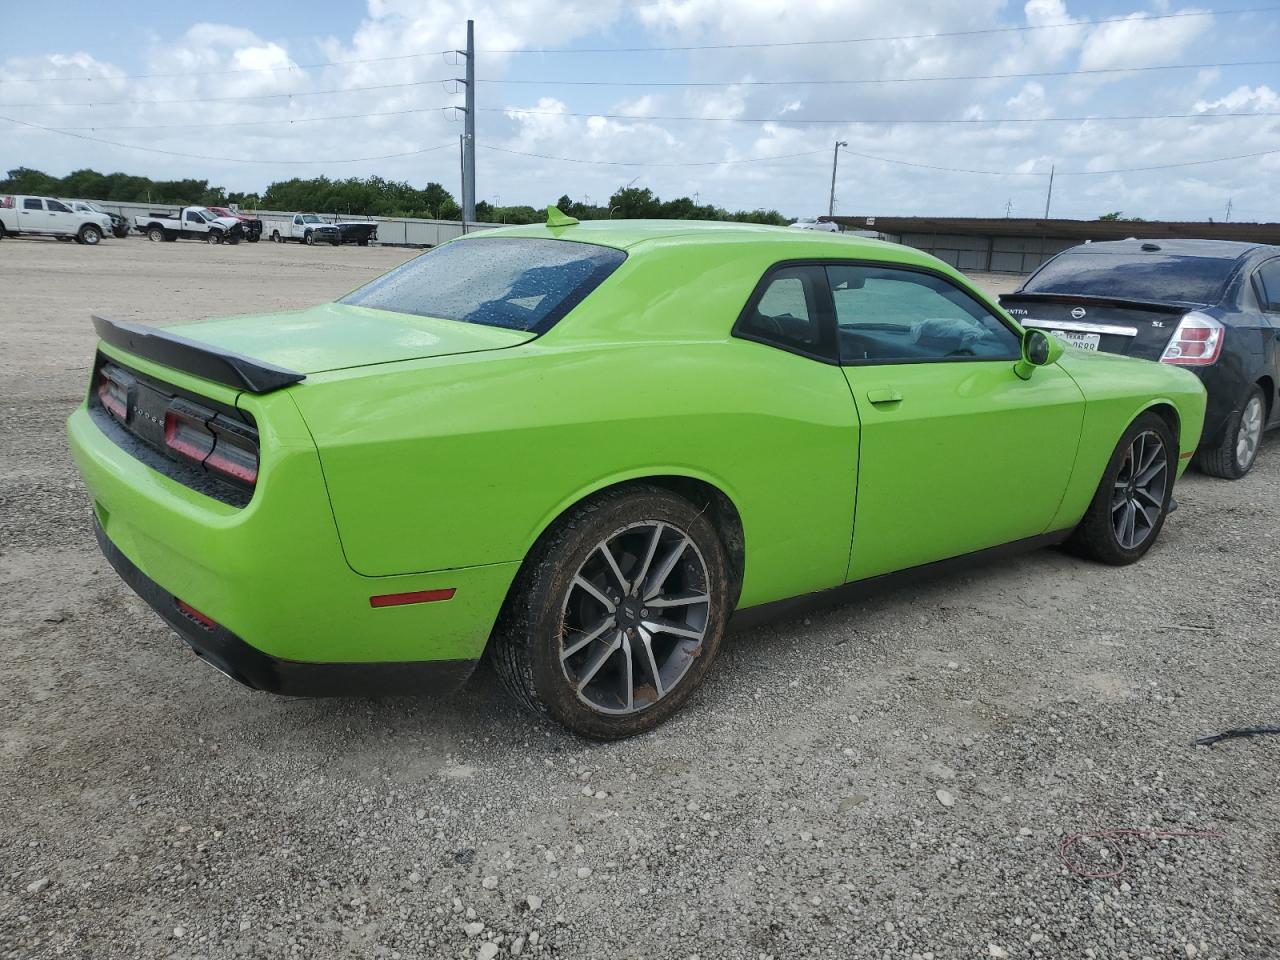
<box><xmin>0</xmin><ymin>0</ymin><xmax>1276</xmax><ymax>222</ymax></box>
<box><xmin>1078</xmin><ymin>8</ymin><xmax>1211</xmax><ymax>71</ymax></box>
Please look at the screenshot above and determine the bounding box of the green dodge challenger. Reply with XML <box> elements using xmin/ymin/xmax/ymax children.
<box><xmin>67</xmin><ymin>212</ymin><xmax>1207</xmax><ymax>738</ymax></box>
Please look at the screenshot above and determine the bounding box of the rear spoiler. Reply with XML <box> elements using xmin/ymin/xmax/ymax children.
<box><xmin>92</xmin><ymin>314</ymin><xmax>305</xmax><ymax>394</ymax></box>
<box><xmin>998</xmin><ymin>292</ymin><xmax>1193</xmax><ymax>314</ymax></box>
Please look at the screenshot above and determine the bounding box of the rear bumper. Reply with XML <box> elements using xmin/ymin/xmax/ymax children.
<box><xmin>94</xmin><ymin>519</ymin><xmax>478</xmax><ymax>696</ymax></box>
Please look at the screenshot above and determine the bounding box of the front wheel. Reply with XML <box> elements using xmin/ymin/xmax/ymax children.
<box><xmin>303</xmin><ymin>231</ymin><xmax>314</xmax><ymax>246</ymax></box>
<box><xmin>490</xmin><ymin>485</ymin><xmax>731</xmax><ymax>740</ymax></box>
<box><xmin>1196</xmin><ymin>385</ymin><xmax>1265</xmax><ymax>480</ymax></box>
<box><xmin>247</xmin><ymin>234</ymin><xmax>259</xmax><ymax>243</ymax></box>
<box><xmin>1068</xmin><ymin>412</ymin><xmax>1176</xmax><ymax>565</ymax></box>
<box><xmin>78</xmin><ymin>224</ymin><xmax>102</xmax><ymax>245</ymax></box>
<box><xmin>207</xmin><ymin>231</ymin><xmax>222</xmax><ymax>245</ymax></box>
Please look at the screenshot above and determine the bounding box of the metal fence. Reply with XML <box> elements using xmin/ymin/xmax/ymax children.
<box><xmin>877</xmin><ymin>231</ymin><xmax>1076</xmax><ymax>274</ymax></box>
<box><xmin>83</xmin><ymin>200</ymin><xmax>499</xmax><ymax>247</ymax></box>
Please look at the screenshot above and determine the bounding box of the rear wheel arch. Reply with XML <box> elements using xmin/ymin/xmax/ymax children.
<box><xmin>1256</xmin><ymin>375</ymin><xmax>1276</xmax><ymax>418</ymax></box>
<box><xmin>516</xmin><ymin>474</ymin><xmax>746</xmax><ymax>611</ymax></box>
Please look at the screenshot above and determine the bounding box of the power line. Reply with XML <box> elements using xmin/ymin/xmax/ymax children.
<box><xmin>0</xmin><ymin>78</ymin><xmax>454</xmax><ymax>108</ymax></box>
<box><xmin>475</xmin><ymin>59</ymin><xmax>1280</xmax><ymax>88</ymax></box>
<box><xmin>45</xmin><ymin>107</ymin><xmax>449</xmax><ymax>132</ymax></box>
<box><xmin>0</xmin><ymin>50</ymin><xmax>454</xmax><ymax>84</ymax></box>
<box><xmin>482</xmin><ymin>141</ymin><xmax>1280</xmax><ymax>177</ymax></box>
<box><xmin>0</xmin><ymin>114</ymin><xmax>457</xmax><ymax>164</ymax></box>
<box><xmin>479</xmin><ymin>144</ymin><xmax>828</xmax><ymax>167</ymax></box>
<box><xmin>493</xmin><ymin>106</ymin><xmax>1280</xmax><ymax>125</ymax></box>
<box><xmin>481</xmin><ymin>6</ymin><xmax>1280</xmax><ymax>53</ymax></box>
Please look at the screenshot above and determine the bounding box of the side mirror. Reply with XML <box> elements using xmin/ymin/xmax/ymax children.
<box><xmin>1014</xmin><ymin>328</ymin><xmax>1064</xmax><ymax>380</ymax></box>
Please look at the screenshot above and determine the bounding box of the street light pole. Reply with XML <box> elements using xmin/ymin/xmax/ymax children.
<box><xmin>828</xmin><ymin>140</ymin><xmax>848</xmax><ymax>218</ymax></box>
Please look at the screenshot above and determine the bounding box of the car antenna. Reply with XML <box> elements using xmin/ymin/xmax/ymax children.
<box><xmin>546</xmin><ymin>205</ymin><xmax>579</xmax><ymax>228</ymax></box>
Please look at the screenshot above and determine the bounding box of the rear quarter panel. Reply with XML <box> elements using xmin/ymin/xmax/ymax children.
<box><xmin>1049</xmin><ymin>349</ymin><xmax>1206</xmax><ymax>530</ymax></box>
<box><xmin>291</xmin><ymin>238</ymin><xmax>867</xmax><ymax>608</ymax></box>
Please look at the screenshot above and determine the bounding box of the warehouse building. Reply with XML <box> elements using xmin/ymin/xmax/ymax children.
<box><xmin>823</xmin><ymin>216</ymin><xmax>1280</xmax><ymax>274</ymax></box>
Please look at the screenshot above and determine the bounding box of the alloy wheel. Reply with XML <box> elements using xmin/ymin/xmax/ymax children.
<box><xmin>559</xmin><ymin>521</ymin><xmax>711</xmax><ymax>716</ymax></box>
<box><xmin>1111</xmin><ymin>430</ymin><xmax>1168</xmax><ymax>549</ymax></box>
<box><xmin>1236</xmin><ymin>395</ymin><xmax>1264</xmax><ymax>470</ymax></box>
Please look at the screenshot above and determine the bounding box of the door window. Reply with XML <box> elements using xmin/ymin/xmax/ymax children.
<box><xmin>735</xmin><ymin>265</ymin><xmax>833</xmax><ymax>359</ymax></box>
<box><xmin>827</xmin><ymin>264</ymin><xmax>1020</xmax><ymax>364</ymax></box>
<box><xmin>186</xmin><ymin>210</ymin><xmax>205</xmax><ymax>223</ymax></box>
<box><xmin>22</xmin><ymin>198</ymin><xmax>43</xmax><ymax>210</ymax></box>
<box><xmin>46</xmin><ymin>199</ymin><xmax>71</xmax><ymax>213</ymax></box>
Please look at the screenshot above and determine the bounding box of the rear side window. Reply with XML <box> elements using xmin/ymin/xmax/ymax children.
<box><xmin>23</xmin><ymin>198</ymin><xmax>43</xmax><ymax>210</ymax></box>
<box><xmin>1256</xmin><ymin>259</ymin><xmax>1280</xmax><ymax>312</ymax></box>
<box><xmin>1024</xmin><ymin>251</ymin><xmax>1238</xmax><ymax>304</ymax></box>
<box><xmin>341</xmin><ymin>237</ymin><xmax>626</xmax><ymax>333</ymax></box>
<box><xmin>735</xmin><ymin>265</ymin><xmax>832</xmax><ymax>359</ymax></box>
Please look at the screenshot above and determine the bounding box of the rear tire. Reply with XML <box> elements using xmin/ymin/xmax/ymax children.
<box><xmin>1196</xmin><ymin>385</ymin><xmax>1265</xmax><ymax>480</ymax></box>
<box><xmin>147</xmin><ymin>226</ymin><xmax>165</xmax><ymax>242</ymax></box>
<box><xmin>489</xmin><ymin>485</ymin><xmax>731</xmax><ymax>740</ymax></box>
<box><xmin>271</xmin><ymin>230</ymin><xmax>281</xmax><ymax>242</ymax></box>
<box><xmin>1068</xmin><ymin>411</ymin><xmax>1176</xmax><ymax>565</ymax></box>
<box><xmin>247</xmin><ymin>234</ymin><xmax>259</xmax><ymax>243</ymax></box>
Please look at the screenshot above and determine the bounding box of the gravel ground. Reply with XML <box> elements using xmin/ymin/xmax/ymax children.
<box><xmin>2</xmin><ymin>236</ymin><xmax>1278</xmax><ymax>960</ymax></box>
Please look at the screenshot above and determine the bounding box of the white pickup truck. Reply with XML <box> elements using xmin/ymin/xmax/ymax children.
<box><xmin>0</xmin><ymin>194</ymin><xmax>114</xmax><ymax>244</ymax></box>
<box><xmin>133</xmin><ymin>206</ymin><xmax>245</xmax><ymax>244</ymax></box>
<box><xmin>268</xmin><ymin>213</ymin><xmax>378</xmax><ymax>246</ymax></box>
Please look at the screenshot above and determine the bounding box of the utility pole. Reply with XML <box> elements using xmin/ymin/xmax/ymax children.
<box><xmin>1224</xmin><ymin>198</ymin><xmax>1233</xmax><ymax>222</ymax></box>
<box><xmin>1043</xmin><ymin>164</ymin><xmax>1055</xmax><ymax>219</ymax></box>
<box><xmin>828</xmin><ymin>140</ymin><xmax>847</xmax><ymax>218</ymax></box>
<box><xmin>455</xmin><ymin>19</ymin><xmax>476</xmax><ymax>227</ymax></box>
<box><xmin>1004</xmin><ymin>198</ymin><xmax>1013</xmax><ymax>218</ymax></box>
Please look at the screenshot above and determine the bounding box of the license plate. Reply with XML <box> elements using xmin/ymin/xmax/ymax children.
<box><xmin>1048</xmin><ymin>330</ymin><xmax>1100</xmax><ymax>351</ymax></box>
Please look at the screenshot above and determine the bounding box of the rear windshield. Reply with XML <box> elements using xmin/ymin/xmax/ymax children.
<box><xmin>1023</xmin><ymin>251</ymin><xmax>1238</xmax><ymax>304</ymax></box>
<box><xmin>341</xmin><ymin>237</ymin><xmax>626</xmax><ymax>333</ymax></box>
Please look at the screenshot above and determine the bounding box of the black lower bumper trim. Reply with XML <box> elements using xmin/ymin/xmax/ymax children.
<box><xmin>93</xmin><ymin>519</ymin><xmax>478</xmax><ymax>698</ymax></box>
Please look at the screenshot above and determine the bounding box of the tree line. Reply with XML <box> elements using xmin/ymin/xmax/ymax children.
<box><xmin>0</xmin><ymin>167</ymin><xmax>788</xmax><ymax>225</ymax></box>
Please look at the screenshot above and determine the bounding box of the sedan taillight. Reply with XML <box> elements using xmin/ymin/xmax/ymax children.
<box><xmin>1160</xmin><ymin>311</ymin><xmax>1224</xmax><ymax>366</ymax></box>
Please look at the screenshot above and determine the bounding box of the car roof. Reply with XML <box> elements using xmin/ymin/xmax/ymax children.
<box><xmin>1060</xmin><ymin>238</ymin><xmax>1270</xmax><ymax>260</ymax></box>
<box><xmin>466</xmin><ymin>218</ymin><xmax>893</xmax><ymax>253</ymax></box>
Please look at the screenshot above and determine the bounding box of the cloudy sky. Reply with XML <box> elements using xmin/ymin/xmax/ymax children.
<box><xmin>2</xmin><ymin>0</ymin><xmax>1278</xmax><ymax>221</ymax></box>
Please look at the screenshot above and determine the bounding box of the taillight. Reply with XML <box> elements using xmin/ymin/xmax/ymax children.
<box><xmin>207</xmin><ymin>414</ymin><xmax>259</xmax><ymax>486</ymax></box>
<box><xmin>164</xmin><ymin>401</ymin><xmax>259</xmax><ymax>489</ymax></box>
<box><xmin>96</xmin><ymin>366</ymin><xmax>130</xmax><ymax>419</ymax></box>
<box><xmin>1160</xmin><ymin>312</ymin><xmax>1224</xmax><ymax>366</ymax></box>
<box><xmin>164</xmin><ymin>399</ymin><xmax>214</xmax><ymax>462</ymax></box>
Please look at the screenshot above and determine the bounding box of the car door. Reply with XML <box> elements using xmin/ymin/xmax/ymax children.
<box><xmin>830</xmin><ymin>262</ymin><xmax>1085</xmax><ymax>581</ymax></box>
<box><xmin>44</xmin><ymin>198</ymin><xmax>77</xmax><ymax>234</ymax></box>
<box><xmin>184</xmin><ymin>209</ymin><xmax>206</xmax><ymax>237</ymax></box>
<box><xmin>18</xmin><ymin>197</ymin><xmax>48</xmax><ymax>234</ymax></box>
<box><xmin>293</xmin><ymin>214</ymin><xmax>304</xmax><ymax>238</ymax></box>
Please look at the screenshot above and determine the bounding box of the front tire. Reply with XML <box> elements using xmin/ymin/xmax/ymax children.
<box><xmin>490</xmin><ymin>485</ymin><xmax>732</xmax><ymax>740</ymax></box>
<box><xmin>304</xmin><ymin>231</ymin><xmax>314</xmax><ymax>246</ymax></box>
<box><xmin>78</xmin><ymin>224</ymin><xmax>102</xmax><ymax>245</ymax></box>
<box><xmin>1196</xmin><ymin>385</ymin><xmax>1265</xmax><ymax>480</ymax></box>
<box><xmin>207</xmin><ymin>231</ymin><xmax>222</xmax><ymax>245</ymax></box>
<box><xmin>1069</xmin><ymin>412</ymin><xmax>1176</xmax><ymax>565</ymax></box>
